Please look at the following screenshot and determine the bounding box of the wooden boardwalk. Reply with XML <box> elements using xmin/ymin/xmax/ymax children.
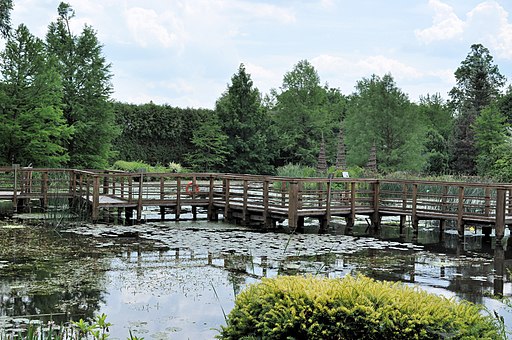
<box><xmin>1</xmin><ymin>167</ymin><xmax>512</xmax><ymax>241</ymax></box>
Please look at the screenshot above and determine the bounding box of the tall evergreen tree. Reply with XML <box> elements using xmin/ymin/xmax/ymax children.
<box><xmin>0</xmin><ymin>24</ymin><xmax>72</xmax><ymax>166</ymax></box>
<box><xmin>216</xmin><ymin>64</ymin><xmax>274</xmax><ymax>174</ymax></box>
<box><xmin>344</xmin><ymin>74</ymin><xmax>425</xmax><ymax>173</ymax></box>
<box><xmin>46</xmin><ymin>2</ymin><xmax>117</xmax><ymax>168</ymax></box>
<box><xmin>0</xmin><ymin>0</ymin><xmax>12</xmax><ymax>38</ymax></box>
<box><xmin>449</xmin><ymin>44</ymin><xmax>506</xmax><ymax>174</ymax></box>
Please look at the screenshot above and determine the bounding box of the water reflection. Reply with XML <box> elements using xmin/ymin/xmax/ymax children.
<box><xmin>1</xmin><ymin>221</ymin><xmax>512</xmax><ymax>338</ymax></box>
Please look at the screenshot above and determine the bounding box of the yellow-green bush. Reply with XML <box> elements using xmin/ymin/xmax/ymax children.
<box><xmin>219</xmin><ymin>275</ymin><xmax>503</xmax><ymax>340</ymax></box>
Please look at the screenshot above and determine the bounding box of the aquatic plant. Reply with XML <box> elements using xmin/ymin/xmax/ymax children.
<box><xmin>218</xmin><ymin>274</ymin><xmax>504</xmax><ymax>339</ymax></box>
<box><xmin>0</xmin><ymin>314</ymin><xmax>146</xmax><ymax>340</ymax></box>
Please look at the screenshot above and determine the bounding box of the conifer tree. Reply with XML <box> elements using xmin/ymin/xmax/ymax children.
<box><xmin>216</xmin><ymin>64</ymin><xmax>274</xmax><ymax>174</ymax></box>
<box><xmin>46</xmin><ymin>2</ymin><xmax>117</xmax><ymax>168</ymax></box>
<box><xmin>449</xmin><ymin>44</ymin><xmax>506</xmax><ymax>174</ymax></box>
<box><xmin>0</xmin><ymin>24</ymin><xmax>72</xmax><ymax>166</ymax></box>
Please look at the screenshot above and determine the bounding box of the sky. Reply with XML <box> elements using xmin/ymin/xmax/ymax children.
<box><xmin>8</xmin><ymin>0</ymin><xmax>512</xmax><ymax>109</ymax></box>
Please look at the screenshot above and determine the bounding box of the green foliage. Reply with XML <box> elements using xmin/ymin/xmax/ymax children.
<box><xmin>187</xmin><ymin>111</ymin><xmax>229</xmax><ymax>171</ymax></box>
<box><xmin>473</xmin><ymin>104</ymin><xmax>509</xmax><ymax>177</ymax></box>
<box><xmin>112</xmin><ymin>160</ymin><xmax>183</xmax><ymax>173</ymax></box>
<box><xmin>271</xmin><ymin>60</ymin><xmax>344</xmax><ymax>167</ymax></box>
<box><xmin>46</xmin><ymin>3</ymin><xmax>117</xmax><ymax>168</ymax></box>
<box><xmin>344</xmin><ymin>74</ymin><xmax>426</xmax><ymax>173</ymax></box>
<box><xmin>0</xmin><ymin>24</ymin><xmax>72</xmax><ymax>167</ymax></box>
<box><xmin>418</xmin><ymin>94</ymin><xmax>453</xmax><ymax>175</ymax></box>
<box><xmin>449</xmin><ymin>44</ymin><xmax>506</xmax><ymax>175</ymax></box>
<box><xmin>219</xmin><ymin>275</ymin><xmax>503</xmax><ymax>340</ymax></box>
<box><xmin>275</xmin><ymin>163</ymin><xmax>317</xmax><ymax>178</ymax></box>
<box><xmin>113</xmin><ymin>102</ymin><xmax>208</xmax><ymax>167</ymax></box>
<box><xmin>0</xmin><ymin>0</ymin><xmax>12</xmax><ymax>38</ymax></box>
<box><xmin>216</xmin><ymin>63</ymin><xmax>274</xmax><ymax>174</ymax></box>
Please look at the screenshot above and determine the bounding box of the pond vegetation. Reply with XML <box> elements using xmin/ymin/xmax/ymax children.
<box><xmin>1</xmin><ymin>217</ymin><xmax>512</xmax><ymax>339</ymax></box>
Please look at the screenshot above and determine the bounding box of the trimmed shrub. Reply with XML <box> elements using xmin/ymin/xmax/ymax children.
<box><xmin>219</xmin><ymin>274</ymin><xmax>503</xmax><ymax>340</ymax></box>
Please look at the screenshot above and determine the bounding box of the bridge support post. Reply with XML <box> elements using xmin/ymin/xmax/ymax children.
<box><xmin>91</xmin><ymin>175</ymin><xmax>100</xmax><ymax>222</ymax></box>
<box><xmin>456</xmin><ymin>186</ymin><xmax>465</xmax><ymax>238</ymax></box>
<box><xmin>371</xmin><ymin>181</ymin><xmax>380</xmax><ymax>229</ymax></box>
<box><xmin>288</xmin><ymin>181</ymin><xmax>299</xmax><ymax>230</ymax></box>
<box><xmin>495</xmin><ymin>188</ymin><xmax>506</xmax><ymax>244</ymax></box>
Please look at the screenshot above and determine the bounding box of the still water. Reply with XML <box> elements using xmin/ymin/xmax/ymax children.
<box><xmin>1</xmin><ymin>219</ymin><xmax>512</xmax><ymax>339</ymax></box>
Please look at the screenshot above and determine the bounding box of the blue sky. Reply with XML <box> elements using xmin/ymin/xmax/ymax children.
<box><xmin>9</xmin><ymin>0</ymin><xmax>512</xmax><ymax>108</ymax></box>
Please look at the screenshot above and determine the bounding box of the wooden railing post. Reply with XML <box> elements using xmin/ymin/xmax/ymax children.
<box><xmin>348</xmin><ymin>181</ymin><xmax>356</xmax><ymax>228</ymax></box>
<box><xmin>371</xmin><ymin>181</ymin><xmax>380</xmax><ymax>227</ymax></box>
<box><xmin>176</xmin><ymin>177</ymin><xmax>181</xmax><ymax>220</ymax></box>
<box><xmin>41</xmin><ymin>171</ymin><xmax>49</xmax><ymax>209</ymax></box>
<box><xmin>400</xmin><ymin>183</ymin><xmax>408</xmax><ymax>227</ymax></box>
<box><xmin>224</xmin><ymin>178</ymin><xmax>231</xmax><ymax>221</ymax></box>
<box><xmin>457</xmin><ymin>186</ymin><xmax>465</xmax><ymax>238</ymax></box>
<box><xmin>12</xmin><ymin>164</ymin><xmax>19</xmax><ymax>211</ymax></box>
<box><xmin>136</xmin><ymin>173</ymin><xmax>143</xmax><ymax>222</ymax></box>
<box><xmin>324</xmin><ymin>179</ymin><xmax>332</xmax><ymax>229</ymax></box>
<box><xmin>495</xmin><ymin>188</ymin><xmax>506</xmax><ymax>243</ymax></box>
<box><xmin>411</xmin><ymin>183</ymin><xmax>418</xmax><ymax>232</ymax></box>
<box><xmin>242</xmin><ymin>179</ymin><xmax>249</xmax><ymax>224</ymax></box>
<box><xmin>288</xmin><ymin>181</ymin><xmax>299</xmax><ymax>229</ymax></box>
<box><xmin>207</xmin><ymin>175</ymin><xmax>215</xmax><ymax>221</ymax></box>
<box><xmin>263</xmin><ymin>178</ymin><xmax>269</xmax><ymax>227</ymax></box>
<box><xmin>92</xmin><ymin>175</ymin><xmax>100</xmax><ymax>222</ymax></box>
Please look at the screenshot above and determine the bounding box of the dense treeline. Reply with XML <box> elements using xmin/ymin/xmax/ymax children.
<box><xmin>1</xmin><ymin>3</ymin><xmax>512</xmax><ymax>181</ymax></box>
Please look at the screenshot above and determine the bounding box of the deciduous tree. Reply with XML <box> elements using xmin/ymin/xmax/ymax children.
<box><xmin>271</xmin><ymin>60</ymin><xmax>342</xmax><ymax>167</ymax></box>
<box><xmin>344</xmin><ymin>74</ymin><xmax>425</xmax><ymax>173</ymax></box>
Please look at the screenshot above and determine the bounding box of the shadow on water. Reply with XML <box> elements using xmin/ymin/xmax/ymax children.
<box><xmin>1</xmin><ymin>217</ymin><xmax>512</xmax><ymax>338</ymax></box>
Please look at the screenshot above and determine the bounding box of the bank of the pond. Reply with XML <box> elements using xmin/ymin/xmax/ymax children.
<box><xmin>0</xmin><ymin>220</ymin><xmax>511</xmax><ymax>339</ymax></box>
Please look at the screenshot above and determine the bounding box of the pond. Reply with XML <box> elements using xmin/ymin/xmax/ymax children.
<box><xmin>1</xmin><ymin>219</ymin><xmax>512</xmax><ymax>339</ymax></box>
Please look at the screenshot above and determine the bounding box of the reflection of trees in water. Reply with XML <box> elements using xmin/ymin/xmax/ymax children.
<box><xmin>0</xmin><ymin>226</ymin><xmax>109</xmax><ymax>323</ymax></box>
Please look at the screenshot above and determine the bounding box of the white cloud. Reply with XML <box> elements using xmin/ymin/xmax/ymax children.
<box><xmin>415</xmin><ymin>0</ymin><xmax>465</xmax><ymax>43</ymax></box>
<box><xmin>416</xmin><ymin>0</ymin><xmax>512</xmax><ymax>60</ymax></box>
<box><xmin>312</xmin><ymin>54</ymin><xmax>422</xmax><ymax>80</ymax></box>
<box><xmin>467</xmin><ymin>1</ymin><xmax>512</xmax><ymax>59</ymax></box>
<box><xmin>124</xmin><ymin>7</ymin><xmax>184</xmax><ymax>49</ymax></box>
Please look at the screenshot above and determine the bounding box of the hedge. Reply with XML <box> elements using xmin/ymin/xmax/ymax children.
<box><xmin>218</xmin><ymin>274</ymin><xmax>503</xmax><ymax>339</ymax></box>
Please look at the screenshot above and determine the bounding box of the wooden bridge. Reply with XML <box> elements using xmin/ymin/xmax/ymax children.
<box><xmin>1</xmin><ymin>167</ymin><xmax>512</xmax><ymax>241</ymax></box>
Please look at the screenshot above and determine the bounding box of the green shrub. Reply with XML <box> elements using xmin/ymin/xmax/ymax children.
<box><xmin>219</xmin><ymin>274</ymin><xmax>503</xmax><ymax>340</ymax></box>
<box><xmin>112</xmin><ymin>160</ymin><xmax>153</xmax><ymax>172</ymax></box>
<box><xmin>276</xmin><ymin>163</ymin><xmax>318</xmax><ymax>178</ymax></box>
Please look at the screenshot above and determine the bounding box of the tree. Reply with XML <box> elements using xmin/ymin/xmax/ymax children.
<box><xmin>0</xmin><ymin>24</ymin><xmax>72</xmax><ymax>166</ymax></box>
<box><xmin>216</xmin><ymin>64</ymin><xmax>274</xmax><ymax>174</ymax></box>
<box><xmin>473</xmin><ymin>104</ymin><xmax>509</xmax><ymax>177</ymax></box>
<box><xmin>344</xmin><ymin>74</ymin><xmax>425</xmax><ymax>173</ymax></box>
<box><xmin>187</xmin><ymin>112</ymin><xmax>229</xmax><ymax>171</ymax></box>
<box><xmin>46</xmin><ymin>2</ymin><xmax>117</xmax><ymax>168</ymax></box>
<box><xmin>0</xmin><ymin>0</ymin><xmax>13</xmax><ymax>38</ymax></box>
<box><xmin>271</xmin><ymin>60</ymin><xmax>342</xmax><ymax>167</ymax></box>
<box><xmin>418</xmin><ymin>94</ymin><xmax>453</xmax><ymax>174</ymax></box>
<box><xmin>449</xmin><ymin>44</ymin><xmax>506</xmax><ymax>174</ymax></box>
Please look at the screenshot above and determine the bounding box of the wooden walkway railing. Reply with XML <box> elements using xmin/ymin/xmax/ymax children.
<box><xmin>1</xmin><ymin>167</ymin><xmax>511</xmax><ymax>241</ymax></box>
